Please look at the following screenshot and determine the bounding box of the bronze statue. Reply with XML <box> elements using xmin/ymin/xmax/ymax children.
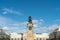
<box><xmin>28</xmin><ymin>16</ymin><xmax>32</xmax><ymax>23</ymax></box>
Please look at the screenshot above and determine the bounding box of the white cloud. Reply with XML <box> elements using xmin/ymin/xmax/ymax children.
<box><xmin>0</xmin><ymin>16</ymin><xmax>26</xmax><ymax>33</ymax></box>
<box><xmin>20</xmin><ymin>21</ymin><xmax>28</xmax><ymax>26</ymax></box>
<box><xmin>11</xmin><ymin>23</ymin><xmax>20</xmax><ymax>27</ymax></box>
<box><xmin>0</xmin><ymin>16</ymin><xmax>16</xmax><ymax>27</ymax></box>
<box><xmin>34</xmin><ymin>26</ymin><xmax>48</xmax><ymax>33</ymax></box>
<box><xmin>0</xmin><ymin>16</ymin><xmax>19</xmax><ymax>31</ymax></box>
<box><xmin>48</xmin><ymin>24</ymin><xmax>59</xmax><ymax>30</ymax></box>
<box><xmin>2</xmin><ymin>26</ymin><xmax>10</xmax><ymax>30</ymax></box>
<box><xmin>6</xmin><ymin>21</ymin><xmax>60</xmax><ymax>33</ymax></box>
<box><xmin>32</xmin><ymin>19</ymin><xmax>44</xmax><ymax>24</ymax></box>
<box><xmin>3</xmin><ymin>11</ymin><xmax>8</xmax><ymax>14</ymax></box>
<box><xmin>33</xmin><ymin>25</ymin><xmax>38</xmax><ymax>27</ymax></box>
<box><xmin>34</xmin><ymin>24</ymin><xmax>60</xmax><ymax>33</ymax></box>
<box><xmin>2</xmin><ymin>8</ymin><xmax>22</xmax><ymax>15</ymax></box>
<box><xmin>0</xmin><ymin>16</ymin><xmax>60</xmax><ymax>34</ymax></box>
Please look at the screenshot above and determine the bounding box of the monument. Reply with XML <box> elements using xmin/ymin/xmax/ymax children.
<box><xmin>26</xmin><ymin>16</ymin><xmax>34</xmax><ymax>40</ymax></box>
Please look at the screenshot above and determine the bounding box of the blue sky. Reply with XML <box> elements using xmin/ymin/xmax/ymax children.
<box><xmin>0</xmin><ymin>0</ymin><xmax>60</xmax><ymax>34</ymax></box>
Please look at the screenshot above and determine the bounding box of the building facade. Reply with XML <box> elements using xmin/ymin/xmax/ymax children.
<box><xmin>10</xmin><ymin>33</ymin><xmax>49</xmax><ymax>40</ymax></box>
<box><xmin>49</xmin><ymin>28</ymin><xmax>60</xmax><ymax>40</ymax></box>
<box><xmin>0</xmin><ymin>29</ymin><xmax>10</xmax><ymax>40</ymax></box>
<box><xmin>10</xmin><ymin>33</ymin><xmax>22</xmax><ymax>40</ymax></box>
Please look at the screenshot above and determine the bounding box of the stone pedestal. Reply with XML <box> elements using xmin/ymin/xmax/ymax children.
<box><xmin>26</xmin><ymin>30</ymin><xmax>34</xmax><ymax>40</ymax></box>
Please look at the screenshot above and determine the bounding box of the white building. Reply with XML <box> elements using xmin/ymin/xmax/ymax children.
<box><xmin>0</xmin><ymin>29</ymin><xmax>10</xmax><ymax>40</ymax></box>
<box><xmin>10</xmin><ymin>33</ymin><xmax>49</xmax><ymax>40</ymax></box>
<box><xmin>10</xmin><ymin>32</ymin><xmax>22</xmax><ymax>40</ymax></box>
<box><xmin>49</xmin><ymin>27</ymin><xmax>60</xmax><ymax>40</ymax></box>
<box><xmin>34</xmin><ymin>33</ymin><xmax>49</xmax><ymax>40</ymax></box>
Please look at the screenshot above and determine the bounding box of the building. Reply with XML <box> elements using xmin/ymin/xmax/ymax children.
<box><xmin>34</xmin><ymin>33</ymin><xmax>49</xmax><ymax>40</ymax></box>
<box><xmin>10</xmin><ymin>33</ymin><xmax>49</xmax><ymax>40</ymax></box>
<box><xmin>0</xmin><ymin>29</ymin><xmax>10</xmax><ymax>40</ymax></box>
<box><xmin>10</xmin><ymin>32</ymin><xmax>22</xmax><ymax>40</ymax></box>
<box><xmin>49</xmin><ymin>27</ymin><xmax>60</xmax><ymax>40</ymax></box>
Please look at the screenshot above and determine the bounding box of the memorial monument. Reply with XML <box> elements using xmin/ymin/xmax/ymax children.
<box><xmin>26</xmin><ymin>16</ymin><xmax>34</xmax><ymax>40</ymax></box>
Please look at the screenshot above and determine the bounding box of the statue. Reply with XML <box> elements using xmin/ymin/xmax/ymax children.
<box><xmin>26</xmin><ymin>16</ymin><xmax>34</xmax><ymax>40</ymax></box>
<box><xmin>23</xmin><ymin>16</ymin><xmax>34</xmax><ymax>40</ymax></box>
<box><xmin>28</xmin><ymin>16</ymin><xmax>32</xmax><ymax>23</ymax></box>
<box><xmin>28</xmin><ymin>16</ymin><xmax>33</xmax><ymax>30</ymax></box>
